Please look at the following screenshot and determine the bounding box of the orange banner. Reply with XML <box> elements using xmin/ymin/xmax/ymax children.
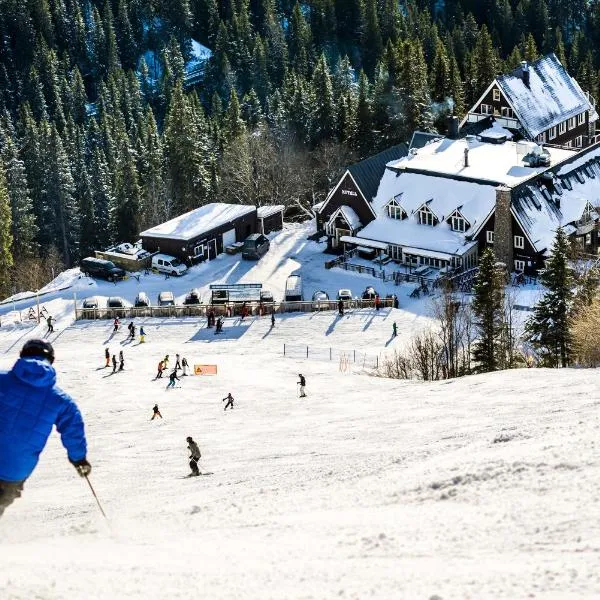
<box><xmin>194</xmin><ymin>364</ymin><xmax>218</xmax><ymax>375</ymax></box>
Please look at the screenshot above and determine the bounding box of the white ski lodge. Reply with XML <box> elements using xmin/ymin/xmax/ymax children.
<box><xmin>318</xmin><ymin>54</ymin><xmax>600</xmax><ymax>276</ymax></box>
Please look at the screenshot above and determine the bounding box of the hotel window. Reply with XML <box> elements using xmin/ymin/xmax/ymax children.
<box><xmin>418</xmin><ymin>206</ymin><xmax>437</xmax><ymax>226</ymax></box>
<box><xmin>568</xmin><ymin>117</ymin><xmax>577</xmax><ymax>130</ymax></box>
<box><xmin>486</xmin><ymin>230</ymin><xmax>494</xmax><ymax>244</ymax></box>
<box><xmin>450</xmin><ymin>215</ymin><xmax>467</xmax><ymax>232</ymax></box>
<box><xmin>387</xmin><ymin>200</ymin><xmax>405</xmax><ymax>220</ymax></box>
<box><xmin>389</xmin><ymin>245</ymin><xmax>402</xmax><ymax>261</ymax></box>
<box><xmin>578</xmin><ymin>112</ymin><xmax>586</xmax><ymax>126</ymax></box>
<box><xmin>514</xmin><ymin>259</ymin><xmax>525</xmax><ymax>272</ymax></box>
<box><xmin>537</xmin><ymin>132</ymin><xmax>546</xmax><ymax>143</ymax></box>
<box><xmin>559</xmin><ymin>121</ymin><xmax>567</xmax><ymax>135</ymax></box>
<box><xmin>493</xmin><ymin>88</ymin><xmax>501</xmax><ymax>102</ymax></box>
<box><xmin>500</xmin><ymin>107</ymin><xmax>514</xmax><ymax>118</ymax></box>
<box><xmin>548</xmin><ymin>126</ymin><xmax>557</xmax><ymax>140</ymax></box>
<box><xmin>514</xmin><ymin>235</ymin><xmax>525</xmax><ymax>249</ymax></box>
<box><xmin>575</xmin><ymin>135</ymin><xmax>583</xmax><ymax>148</ymax></box>
<box><xmin>480</xmin><ymin>104</ymin><xmax>493</xmax><ymax>115</ymax></box>
<box><xmin>586</xmin><ymin>233</ymin><xmax>592</xmax><ymax>245</ymax></box>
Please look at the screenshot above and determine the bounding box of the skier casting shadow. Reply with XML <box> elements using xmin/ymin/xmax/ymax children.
<box><xmin>186</xmin><ymin>437</ymin><xmax>201</xmax><ymax>476</ymax></box>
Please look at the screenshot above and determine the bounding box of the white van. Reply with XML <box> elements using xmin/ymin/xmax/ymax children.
<box><xmin>152</xmin><ymin>253</ymin><xmax>187</xmax><ymax>276</ymax></box>
<box><xmin>284</xmin><ymin>275</ymin><xmax>303</xmax><ymax>302</ymax></box>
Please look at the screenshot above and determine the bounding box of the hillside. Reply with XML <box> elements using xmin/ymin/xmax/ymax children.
<box><xmin>1</xmin><ymin>298</ymin><xmax>599</xmax><ymax>598</ymax></box>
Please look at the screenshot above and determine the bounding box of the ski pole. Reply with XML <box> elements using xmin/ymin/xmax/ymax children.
<box><xmin>84</xmin><ymin>474</ymin><xmax>107</xmax><ymax>519</ymax></box>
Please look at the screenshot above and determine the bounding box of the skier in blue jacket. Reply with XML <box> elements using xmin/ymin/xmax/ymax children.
<box><xmin>0</xmin><ymin>339</ymin><xmax>91</xmax><ymax>518</ymax></box>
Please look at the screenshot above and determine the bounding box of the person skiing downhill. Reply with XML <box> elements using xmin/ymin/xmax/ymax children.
<box><xmin>175</xmin><ymin>354</ymin><xmax>181</xmax><ymax>370</ymax></box>
<box><xmin>156</xmin><ymin>360</ymin><xmax>164</xmax><ymax>379</ymax></box>
<box><xmin>118</xmin><ymin>350</ymin><xmax>124</xmax><ymax>371</ymax></box>
<box><xmin>181</xmin><ymin>357</ymin><xmax>189</xmax><ymax>376</ymax></box>
<box><xmin>298</xmin><ymin>373</ymin><xmax>306</xmax><ymax>397</ymax></box>
<box><xmin>271</xmin><ymin>312</ymin><xmax>275</xmax><ymax>328</ymax></box>
<box><xmin>392</xmin><ymin>322</ymin><xmax>397</xmax><ymax>337</ymax></box>
<box><xmin>150</xmin><ymin>404</ymin><xmax>162</xmax><ymax>420</ymax></box>
<box><xmin>113</xmin><ymin>318</ymin><xmax>120</xmax><ymax>333</ymax></box>
<box><xmin>166</xmin><ymin>369</ymin><xmax>179</xmax><ymax>390</ymax></box>
<box><xmin>0</xmin><ymin>339</ymin><xmax>90</xmax><ymax>518</ymax></box>
<box><xmin>130</xmin><ymin>324</ymin><xmax>136</xmax><ymax>340</ymax></box>
<box><xmin>139</xmin><ymin>326</ymin><xmax>146</xmax><ymax>343</ymax></box>
<box><xmin>186</xmin><ymin>437</ymin><xmax>201</xmax><ymax>476</ymax></box>
<box><xmin>112</xmin><ymin>354</ymin><xmax>118</xmax><ymax>373</ymax></box>
<box><xmin>104</xmin><ymin>347</ymin><xmax>110</xmax><ymax>368</ymax></box>
<box><xmin>46</xmin><ymin>315</ymin><xmax>54</xmax><ymax>335</ymax></box>
<box><xmin>127</xmin><ymin>321</ymin><xmax>133</xmax><ymax>337</ymax></box>
<box><xmin>222</xmin><ymin>393</ymin><xmax>234</xmax><ymax>410</ymax></box>
<box><xmin>338</xmin><ymin>298</ymin><xmax>344</xmax><ymax>316</ymax></box>
<box><xmin>163</xmin><ymin>355</ymin><xmax>170</xmax><ymax>369</ymax></box>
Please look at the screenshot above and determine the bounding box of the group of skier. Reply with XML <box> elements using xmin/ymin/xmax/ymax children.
<box><xmin>104</xmin><ymin>347</ymin><xmax>125</xmax><ymax>372</ymax></box>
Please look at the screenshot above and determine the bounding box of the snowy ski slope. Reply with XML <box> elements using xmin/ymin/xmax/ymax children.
<box><xmin>0</xmin><ymin>307</ymin><xmax>599</xmax><ymax>599</ymax></box>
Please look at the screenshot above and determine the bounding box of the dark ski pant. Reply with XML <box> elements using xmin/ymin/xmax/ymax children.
<box><xmin>224</xmin><ymin>399</ymin><xmax>233</xmax><ymax>410</ymax></box>
<box><xmin>189</xmin><ymin>457</ymin><xmax>200</xmax><ymax>476</ymax></box>
<box><xmin>0</xmin><ymin>480</ymin><xmax>24</xmax><ymax>518</ymax></box>
<box><xmin>151</xmin><ymin>411</ymin><xmax>162</xmax><ymax>420</ymax></box>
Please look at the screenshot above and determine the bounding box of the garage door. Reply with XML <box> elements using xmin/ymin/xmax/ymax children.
<box><xmin>222</xmin><ymin>228</ymin><xmax>236</xmax><ymax>247</ymax></box>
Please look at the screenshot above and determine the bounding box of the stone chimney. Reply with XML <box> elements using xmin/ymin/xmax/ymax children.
<box><xmin>448</xmin><ymin>116</ymin><xmax>460</xmax><ymax>139</ymax></box>
<box><xmin>464</xmin><ymin>147</ymin><xmax>469</xmax><ymax>168</ymax></box>
<box><xmin>521</xmin><ymin>60</ymin><xmax>530</xmax><ymax>87</ymax></box>
<box><xmin>494</xmin><ymin>186</ymin><xmax>513</xmax><ymax>267</ymax></box>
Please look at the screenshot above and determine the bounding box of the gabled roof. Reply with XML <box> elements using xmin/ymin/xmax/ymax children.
<box><xmin>347</xmin><ymin>143</ymin><xmax>408</xmax><ymax>202</ymax></box>
<box><xmin>496</xmin><ymin>53</ymin><xmax>598</xmax><ymax>139</ymax></box>
<box><xmin>328</xmin><ymin>205</ymin><xmax>362</xmax><ymax>230</ymax></box>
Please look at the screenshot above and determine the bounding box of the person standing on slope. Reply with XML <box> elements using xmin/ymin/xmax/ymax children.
<box><xmin>156</xmin><ymin>360</ymin><xmax>164</xmax><ymax>379</ymax></box>
<box><xmin>392</xmin><ymin>322</ymin><xmax>397</xmax><ymax>338</ymax></box>
<box><xmin>46</xmin><ymin>315</ymin><xmax>54</xmax><ymax>335</ymax></box>
<box><xmin>175</xmin><ymin>353</ymin><xmax>181</xmax><ymax>371</ymax></box>
<box><xmin>104</xmin><ymin>347</ymin><xmax>110</xmax><ymax>368</ymax></box>
<box><xmin>186</xmin><ymin>437</ymin><xmax>201</xmax><ymax>476</ymax></box>
<box><xmin>222</xmin><ymin>392</ymin><xmax>234</xmax><ymax>411</ymax></box>
<box><xmin>166</xmin><ymin>369</ymin><xmax>180</xmax><ymax>390</ymax></box>
<box><xmin>181</xmin><ymin>357</ymin><xmax>189</xmax><ymax>376</ymax></box>
<box><xmin>112</xmin><ymin>354</ymin><xmax>118</xmax><ymax>373</ymax></box>
<box><xmin>118</xmin><ymin>350</ymin><xmax>124</xmax><ymax>371</ymax></box>
<box><xmin>113</xmin><ymin>318</ymin><xmax>120</xmax><ymax>333</ymax></box>
<box><xmin>297</xmin><ymin>373</ymin><xmax>306</xmax><ymax>397</ymax></box>
<box><xmin>271</xmin><ymin>312</ymin><xmax>275</xmax><ymax>328</ymax></box>
<box><xmin>338</xmin><ymin>298</ymin><xmax>344</xmax><ymax>316</ymax></box>
<box><xmin>0</xmin><ymin>339</ymin><xmax>90</xmax><ymax>518</ymax></box>
<box><xmin>139</xmin><ymin>326</ymin><xmax>146</xmax><ymax>344</ymax></box>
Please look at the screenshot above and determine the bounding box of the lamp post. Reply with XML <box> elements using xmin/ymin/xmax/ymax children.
<box><xmin>35</xmin><ymin>289</ymin><xmax>40</xmax><ymax>323</ymax></box>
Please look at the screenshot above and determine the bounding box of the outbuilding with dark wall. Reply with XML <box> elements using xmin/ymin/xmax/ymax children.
<box><xmin>257</xmin><ymin>205</ymin><xmax>284</xmax><ymax>234</ymax></box>
<box><xmin>140</xmin><ymin>203</ymin><xmax>257</xmax><ymax>264</ymax></box>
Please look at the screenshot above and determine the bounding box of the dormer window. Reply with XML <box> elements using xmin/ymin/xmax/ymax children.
<box><xmin>448</xmin><ymin>209</ymin><xmax>470</xmax><ymax>232</ymax></box>
<box><xmin>386</xmin><ymin>196</ymin><xmax>406</xmax><ymax>220</ymax></box>
<box><xmin>418</xmin><ymin>204</ymin><xmax>438</xmax><ymax>226</ymax></box>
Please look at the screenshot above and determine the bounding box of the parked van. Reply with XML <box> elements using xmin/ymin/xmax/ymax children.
<box><xmin>134</xmin><ymin>292</ymin><xmax>150</xmax><ymax>307</ymax></box>
<box><xmin>157</xmin><ymin>291</ymin><xmax>175</xmax><ymax>306</ymax></box>
<box><xmin>152</xmin><ymin>253</ymin><xmax>188</xmax><ymax>276</ymax></box>
<box><xmin>107</xmin><ymin>297</ymin><xmax>126</xmax><ymax>308</ymax></box>
<box><xmin>80</xmin><ymin>257</ymin><xmax>126</xmax><ymax>282</ymax></box>
<box><xmin>242</xmin><ymin>233</ymin><xmax>270</xmax><ymax>260</ymax></box>
<box><xmin>284</xmin><ymin>275</ymin><xmax>303</xmax><ymax>302</ymax></box>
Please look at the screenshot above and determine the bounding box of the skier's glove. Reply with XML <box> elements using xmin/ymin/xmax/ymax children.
<box><xmin>71</xmin><ymin>458</ymin><xmax>92</xmax><ymax>477</ymax></box>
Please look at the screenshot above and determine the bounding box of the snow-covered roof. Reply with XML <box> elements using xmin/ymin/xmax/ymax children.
<box><xmin>513</xmin><ymin>143</ymin><xmax>600</xmax><ymax>253</ymax></box>
<box><xmin>339</xmin><ymin>236</ymin><xmax>388</xmax><ymax>250</ymax></box>
<box><xmin>257</xmin><ymin>205</ymin><xmax>284</xmax><ymax>219</ymax></box>
<box><xmin>389</xmin><ymin>136</ymin><xmax>574</xmax><ymax>187</ymax></box>
<box><xmin>496</xmin><ymin>53</ymin><xmax>599</xmax><ymax>139</ymax></box>
<box><xmin>140</xmin><ymin>203</ymin><xmax>256</xmax><ymax>241</ymax></box>
<box><xmin>401</xmin><ymin>247</ymin><xmax>457</xmax><ymax>261</ymax></box>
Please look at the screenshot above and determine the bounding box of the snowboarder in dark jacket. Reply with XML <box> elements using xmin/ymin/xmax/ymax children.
<box><xmin>151</xmin><ymin>404</ymin><xmax>162</xmax><ymax>420</ymax></box>
<box><xmin>0</xmin><ymin>339</ymin><xmax>90</xmax><ymax>518</ymax></box>
<box><xmin>186</xmin><ymin>436</ymin><xmax>201</xmax><ymax>476</ymax></box>
<box><xmin>222</xmin><ymin>393</ymin><xmax>234</xmax><ymax>410</ymax></box>
<box><xmin>166</xmin><ymin>370</ymin><xmax>179</xmax><ymax>389</ymax></box>
<box><xmin>298</xmin><ymin>373</ymin><xmax>306</xmax><ymax>397</ymax></box>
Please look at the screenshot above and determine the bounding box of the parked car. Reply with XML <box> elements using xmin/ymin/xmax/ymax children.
<box><xmin>362</xmin><ymin>286</ymin><xmax>378</xmax><ymax>300</ymax></box>
<box><xmin>157</xmin><ymin>291</ymin><xmax>175</xmax><ymax>306</ymax></box>
<box><xmin>152</xmin><ymin>253</ymin><xmax>188</xmax><ymax>276</ymax></box>
<box><xmin>134</xmin><ymin>292</ymin><xmax>150</xmax><ymax>307</ymax></box>
<box><xmin>337</xmin><ymin>288</ymin><xmax>353</xmax><ymax>301</ymax></box>
<box><xmin>107</xmin><ymin>296</ymin><xmax>126</xmax><ymax>308</ymax></box>
<box><xmin>242</xmin><ymin>233</ymin><xmax>270</xmax><ymax>260</ymax></box>
<box><xmin>312</xmin><ymin>290</ymin><xmax>330</xmax><ymax>310</ymax></box>
<box><xmin>284</xmin><ymin>275</ymin><xmax>303</xmax><ymax>302</ymax></box>
<box><xmin>80</xmin><ymin>257</ymin><xmax>126</xmax><ymax>282</ymax></box>
<box><xmin>183</xmin><ymin>289</ymin><xmax>201</xmax><ymax>305</ymax></box>
<box><xmin>82</xmin><ymin>296</ymin><xmax>99</xmax><ymax>309</ymax></box>
<box><xmin>260</xmin><ymin>290</ymin><xmax>274</xmax><ymax>304</ymax></box>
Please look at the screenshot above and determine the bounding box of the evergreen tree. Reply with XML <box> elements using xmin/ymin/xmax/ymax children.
<box><xmin>525</xmin><ymin>228</ymin><xmax>574</xmax><ymax>368</ymax></box>
<box><xmin>362</xmin><ymin>0</ymin><xmax>382</xmax><ymax>75</ymax></box>
<box><xmin>472</xmin><ymin>248</ymin><xmax>505</xmax><ymax>373</ymax></box>
<box><xmin>113</xmin><ymin>143</ymin><xmax>141</xmax><ymax>242</ymax></box>
<box><xmin>311</xmin><ymin>54</ymin><xmax>336</xmax><ymax>145</ymax></box>
<box><xmin>0</xmin><ymin>161</ymin><xmax>13</xmax><ymax>297</ymax></box>
<box><xmin>224</xmin><ymin>88</ymin><xmax>246</xmax><ymax>140</ymax></box>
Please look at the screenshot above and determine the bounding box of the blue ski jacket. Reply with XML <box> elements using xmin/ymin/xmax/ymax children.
<box><xmin>0</xmin><ymin>358</ymin><xmax>87</xmax><ymax>482</ymax></box>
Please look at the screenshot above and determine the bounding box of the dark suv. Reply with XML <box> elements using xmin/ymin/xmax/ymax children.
<box><xmin>242</xmin><ymin>234</ymin><xmax>270</xmax><ymax>260</ymax></box>
<box><xmin>183</xmin><ymin>289</ymin><xmax>201</xmax><ymax>305</ymax></box>
<box><xmin>81</xmin><ymin>257</ymin><xmax>126</xmax><ymax>282</ymax></box>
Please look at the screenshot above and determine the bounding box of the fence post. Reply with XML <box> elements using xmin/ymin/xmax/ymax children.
<box><xmin>306</xmin><ymin>345</ymin><xmax>309</xmax><ymax>358</ymax></box>
<box><xmin>283</xmin><ymin>343</ymin><xmax>286</xmax><ymax>356</ymax></box>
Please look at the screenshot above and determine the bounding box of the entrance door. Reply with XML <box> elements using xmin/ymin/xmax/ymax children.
<box><xmin>208</xmin><ymin>239</ymin><xmax>218</xmax><ymax>259</ymax></box>
<box><xmin>222</xmin><ymin>228</ymin><xmax>236</xmax><ymax>247</ymax></box>
<box><xmin>334</xmin><ymin>228</ymin><xmax>350</xmax><ymax>249</ymax></box>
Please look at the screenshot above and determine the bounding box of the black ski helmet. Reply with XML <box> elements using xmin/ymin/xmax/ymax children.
<box><xmin>186</xmin><ymin>436</ymin><xmax>193</xmax><ymax>443</ymax></box>
<box><xmin>20</xmin><ymin>339</ymin><xmax>55</xmax><ymax>364</ymax></box>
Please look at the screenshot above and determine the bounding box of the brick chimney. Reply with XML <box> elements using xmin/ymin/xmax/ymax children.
<box><xmin>494</xmin><ymin>186</ymin><xmax>513</xmax><ymax>268</ymax></box>
<box><xmin>521</xmin><ymin>61</ymin><xmax>530</xmax><ymax>87</ymax></box>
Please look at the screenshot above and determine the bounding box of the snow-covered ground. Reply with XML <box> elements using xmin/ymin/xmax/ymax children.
<box><xmin>0</xmin><ymin>305</ymin><xmax>599</xmax><ymax>598</ymax></box>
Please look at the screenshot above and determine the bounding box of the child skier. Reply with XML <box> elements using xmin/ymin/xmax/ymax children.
<box><xmin>156</xmin><ymin>360</ymin><xmax>164</xmax><ymax>379</ymax></box>
<box><xmin>118</xmin><ymin>350</ymin><xmax>124</xmax><ymax>371</ymax></box>
<box><xmin>150</xmin><ymin>404</ymin><xmax>162</xmax><ymax>420</ymax></box>
<box><xmin>112</xmin><ymin>354</ymin><xmax>118</xmax><ymax>373</ymax></box>
<box><xmin>186</xmin><ymin>436</ymin><xmax>201</xmax><ymax>476</ymax></box>
<box><xmin>297</xmin><ymin>373</ymin><xmax>306</xmax><ymax>397</ymax></box>
<box><xmin>104</xmin><ymin>347</ymin><xmax>110</xmax><ymax>367</ymax></box>
<box><xmin>163</xmin><ymin>355</ymin><xmax>170</xmax><ymax>368</ymax></box>
<box><xmin>139</xmin><ymin>326</ymin><xmax>146</xmax><ymax>343</ymax></box>
<box><xmin>181</xmin><ymin>357</ymin><xmax>189</xmax><ymax>376</ymax></box>
<box><xmin>175</xmin><ymin>353</ymin><xmax>181</xmax><ymax>370</ymax></box>
<box><xmin>392</xmin><ymin>322</ymin><xmax>397</xmax><ymax>337</ymax></box>
<box><xmin>130</xmin><ymin>324</ymin><xmax>136</xmax><ymax>340</ymax></box>
<box><xmin>222</xmin><ymin>392</ymin><xmax>234</xmax><ymax>411</ymax></box>
<box><xmin>166</xmin><ymin>369</ymin><xmax>179</xmax><ymax>390</ymax></box>
<box><xmin>113</xmin><ymin>318</ymin><xmax>120</xmax><ymax>333</ymax></box>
